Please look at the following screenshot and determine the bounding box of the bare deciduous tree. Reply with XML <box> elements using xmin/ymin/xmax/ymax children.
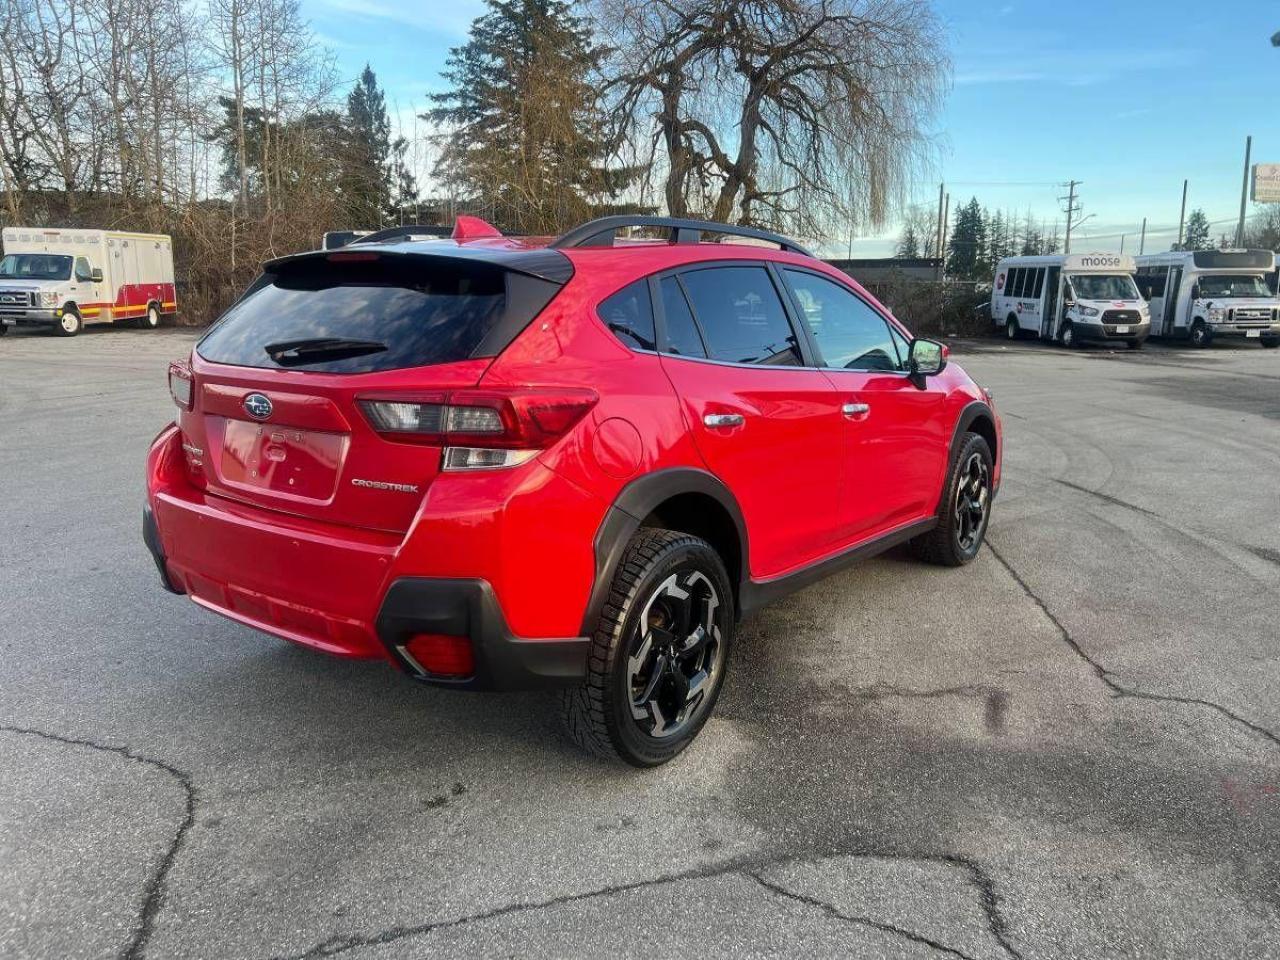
<box><xmin>590</xmin><ymin>0</ymin><xmax>947</xmax><ymax>241</ymax></box>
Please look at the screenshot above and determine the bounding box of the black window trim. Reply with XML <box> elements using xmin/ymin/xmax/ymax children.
<box><xmin>774</xmin><ymin>262</ymin><xmax>916</xmax><ymax>377</ymax></box>
<box><xmin>647</xmin><ymin>259</ymin><xmax>818</xmax><ymax>370</ymax></box>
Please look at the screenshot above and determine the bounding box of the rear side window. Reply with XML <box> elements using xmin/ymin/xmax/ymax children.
<box><xmin>597</xmin><ymin>280</ymin><xmax>655</xmax><ymax>350</ymax></box>
<box><xmin>678</xmin><ymin>266</ymin><xmax>800</xmax><ymax>366</ymax></box>
<box><xmin>659</xmin><ymin>277</ymin><xmax>707</xmax><ymax>358</ymax></box>
<box><xmin>197</xmin><ymin>256</ymin><xmax>560</xmax><ymax>373</ymax></box>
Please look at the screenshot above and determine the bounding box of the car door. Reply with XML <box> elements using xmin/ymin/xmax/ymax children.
<box><xmin>779</xmin><ymin>267</ymin><xmax>948</xmax><ymax>544</ymax></box>
<box><xmin>655</xmin><ymin>263</ymin><xmax>844</xmax><ymax>579</ymax></box>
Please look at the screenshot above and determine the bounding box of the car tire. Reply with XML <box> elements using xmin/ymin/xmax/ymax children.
<box><xmin>52</xmin><ymin>306</ymin><xmax>82</xmax><ymax>337</ymax></box>
<box><xmin>1059</xmin><ymin>322</ymin><xmax>1077</xmax><ymax>349</ymax></box>
<box><xmin>141</xmin><ymin>303</ymin><xmax>161</xmax><ymax>330</ymax></box>
<box><xmin>1260</xmin><ymin>337</ymin><xmax>1278</xmax><ymax>349</ymax></box>
<box><xmin>561</xmin><ymin>528</ymin><xmax>734</xmax><ymax>767</ymax></box>
<box><xmin>1005</xmin><ymin>317</ymin><xmax>1020</xmax><ymax>340</ymax></box>
<box><xmin>0</xmin><ymin>323</ymin><xmax>8</xmax><ymax>336</ymax></box>
<box><xmin>909</xmin><ymin>432</ymin><xmax>994</xmax><ymax>567</ymax></box>
<box><xmin>1126</xmin><ymin>339</ymin><xmax>1143</xmax><ymax>350</ymax></box>
<box><xmin>1189</xmin><ymin>321</ymin><xmax>1211</xmax><ymax>348</ymax></box>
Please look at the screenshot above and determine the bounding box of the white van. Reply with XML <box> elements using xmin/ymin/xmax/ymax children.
<box><xmin>0</xmin><ymin>227</ymin><xmax>176</xmax><ymax>337</ymax></box>
<box><xmin>1134</xmin><ymin>249</ymin><xmax>1279</xmax><ymax>348</ymax></box>
<box><xmin>991</xmin><ymin>253</ymin><xmax>1149</xmax><ymax>349</ymax></box>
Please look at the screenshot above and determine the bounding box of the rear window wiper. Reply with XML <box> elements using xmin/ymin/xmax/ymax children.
<box><xmin>264</xmin><ymin>337</ymin><xmax>388</xmax><ymax>366</ymax></box>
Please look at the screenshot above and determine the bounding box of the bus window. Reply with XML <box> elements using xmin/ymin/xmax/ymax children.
<box><xmin>1031</xmin><ymin>268</ymin><xmax>1045</xmax><ymax>298</ymax></box>
<box><xmin>1009</xmin><ymin>268</ymin><xmax>1024</xmax><ymax>298</ymax></box>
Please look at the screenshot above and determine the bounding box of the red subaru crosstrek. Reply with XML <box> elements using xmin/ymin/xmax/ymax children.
<box><xmin>144</xmin><ymin>215</ymin><xmax>1001</xmax><ymax>765</ymax></box>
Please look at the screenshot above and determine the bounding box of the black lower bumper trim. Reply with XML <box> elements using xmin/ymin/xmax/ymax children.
<box><xmin>375</xmin><ymin>578</ymin><xmax>590</xmax><ymax>691</ymax></box>
<box><xmin>142</xmin><ymin>504</ymin><xmax>183</xmax><ymax>595</ymax></box>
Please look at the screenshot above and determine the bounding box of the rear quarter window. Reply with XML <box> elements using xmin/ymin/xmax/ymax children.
<box><xmin>198</xmin><ymin>255</ymin><xmax>560</xmax><ymax>373</ymax></box>
<box><xmin>597</xmin><ymin>280</ymin><xmax>655</xmax><ymax>350</ymax></box>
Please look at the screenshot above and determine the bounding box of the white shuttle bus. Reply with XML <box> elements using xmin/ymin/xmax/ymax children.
<box><xmin>991</xmin><ymin>253</ymin><xmax>1148</xmax><ymax>348</ymax></box>
<box><xmin>0</xmin><ymin>226</ymin><xmax>176</xmax><ymax>337</ymax></box>
<box><xmin>1134</xmin><ymin>249</ymin><xmax>1279</xmax><ymax>348</ymax></box>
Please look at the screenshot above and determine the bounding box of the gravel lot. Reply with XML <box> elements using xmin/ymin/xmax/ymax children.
<box><xmin>1</xmin><ymin>325</ymin><xmax>1278</xmax><ymax>959</ymax></box>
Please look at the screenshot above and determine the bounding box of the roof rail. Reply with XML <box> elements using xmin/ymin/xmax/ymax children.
<box><xmin>550</xmin><ymin>216</ymin><xmax>813</xmax><ymax>258</ymax></box>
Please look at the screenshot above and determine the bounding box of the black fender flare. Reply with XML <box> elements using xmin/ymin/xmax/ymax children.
<box><xmin>579</xmin><ymin>467</ymin><xmax>749</xmax><ymax>635</ymax></box>
<box><xmin>948</xmin><ymin>400</ymin><xmax>998</xmax><ymax>494</ymax></box>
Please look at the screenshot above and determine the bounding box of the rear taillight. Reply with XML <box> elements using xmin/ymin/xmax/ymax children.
<box><xmin>168</xmin><ymin>360</ymin><xmax>193</xmax><ymax>410</ymax></box>
<box><xmin>358</xmin><ymin>388</ymin><xmax>597</xmax><ymax>470</ymax></box>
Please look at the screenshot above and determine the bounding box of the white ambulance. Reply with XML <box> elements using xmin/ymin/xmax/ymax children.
<box><xmin>0</xmin><ymin>227</ymin><xmax>176</xmax><ymax>337</ymax></box>
<box><xmin>1134</xmin><ymin>249</ymin><xmax>1279</xmax><ymax>348</ymax></box>
<box><xmin>991</xmin><ymin>253</ymin><xmax>1149</xmax><ymax>348</ymax></box>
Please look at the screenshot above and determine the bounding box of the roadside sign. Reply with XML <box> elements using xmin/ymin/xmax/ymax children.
<box><xmin>1251</xmin><ymin>164</ymin><xmax>1280</xmax><ymax>203</ymax></box>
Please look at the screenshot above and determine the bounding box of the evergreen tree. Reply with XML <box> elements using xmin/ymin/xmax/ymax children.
<box><xmin>895</xmin><ymin>224</ymin><xmax>920</xmax><ymax>258</ymax></box>
<box><xmin>426</xmin><ymin>0</ymin><xmax>629</xmax><ymax>234</ymax></box>
<box><xmin>947</xmin><ymin>198</ymin><xmax>986</xmax><ymax>281</ymax></box>
<box><xmin>343</xmin><ymin>65</ymin><xmax>393</xmax><ymax>225</ymax></box>
<box><xmin>1181</xmin><ymin>208</ymin><xmax>1211</xmax><ymax>250</ymax></box>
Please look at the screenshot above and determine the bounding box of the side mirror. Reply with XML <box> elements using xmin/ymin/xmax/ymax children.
<box><xmin>1143</xmin><ymin>287</ymin><xmax>1153</xmax><ymax>300</ymax></box>
<box><xmin>90</xmin><ymin>268</ymin><xmax>103</xmax><ymax>283</ymax></box>
<box><xmin>1190</xmin><ymin>285</ymin><xmax>1200</xmax><ymax>300</ymax></box>
<box><xmin>908</xmin><ymin>338</ymin><xmax>947</xmax><ymax>378</ymax></box>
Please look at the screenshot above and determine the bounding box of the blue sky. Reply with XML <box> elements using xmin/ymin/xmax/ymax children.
<box><xmin>304</xmin><ymin>0</ymin><xmax>1279</xmax><ymax>256</ymax></box>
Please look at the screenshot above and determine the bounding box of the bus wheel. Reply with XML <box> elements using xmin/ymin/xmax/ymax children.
<box><xmin>52</xmin><ymin>307</ymin><xmax>82</xmax><ymax>337</ymax></box>
<box><xmin>1189</xmin><ymin>321</ymin><xmax>1211</xmax><ymax>348</ymax></box>
<box><xmin>142</xmin><ymin>304</ymin><xmax>161</xmax><ymax>330</ymax></box>
<box><xmin>1005</xmin><ymin>317</ymin><xmax>1019</xmax><ymax>340</ymax></box>
<box><xmin>1260</xmin><ymin>337</ymin><xmax>1279</xmax><ymax>349</ymax></box>
<box><xmin>1060</xmin><ymin>322</ymin><xmax>1077</xmax><ymax>349</ymax></box>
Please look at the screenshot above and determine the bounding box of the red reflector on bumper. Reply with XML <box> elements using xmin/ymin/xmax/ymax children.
<box><xmin>403</xmin><ymin>633</ymin><xmax>475</xmax><ymax>678</ymax></box>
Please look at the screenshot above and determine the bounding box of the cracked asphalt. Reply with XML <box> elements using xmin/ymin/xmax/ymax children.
<box><xmin>2</xmin><ymin>326</ymin><xmax>1278</xmax><ymax>959</ymax></box>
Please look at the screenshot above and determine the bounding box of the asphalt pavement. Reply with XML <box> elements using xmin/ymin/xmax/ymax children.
<box><xmin>1</xmin><ymin>325</ymin><xmax>1278</xmax><ymax>959</ymax></box>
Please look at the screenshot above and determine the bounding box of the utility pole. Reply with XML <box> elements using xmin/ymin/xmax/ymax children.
<box><xmin>1177</xmin><ymin>179</ymin><xmax>1189</xmax><ymax>250</ymax></box>
<box><xmin>1060</xmin><ymin>181</ymin><xmax>1082</xmax><ymax>254</ymax></box>
<box><xmin>934</xmin><ymin>181</ymin><xmax>945</xmax><ymax>280</ymax></box>
<box><xmin>1139</xmin><ymin>217</ymin><xmax>1147</xmax><ymax>255</ymax></box>
<box><xmin>940</xmin><ymin>192</ymin><xmax>951</xmax><ymax>279</ymax></box>
<box><xmin>1120</xmin><ymin>234</ymin><xmax>1126</xmax><ymax>254</ymax></box>
<box><xmin>1236</xmin><ymin>135</ymin><xmax>1252</xmax><ymax>247</ymax></box>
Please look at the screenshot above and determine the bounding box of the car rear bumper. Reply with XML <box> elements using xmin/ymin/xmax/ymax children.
<box><xmin>143</xmin><ymin>424</ymin><xmax>591</xmax><ymax>690</ymax></box>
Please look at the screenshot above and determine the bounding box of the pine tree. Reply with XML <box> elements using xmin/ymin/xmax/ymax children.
<box><xmin>947</xmin><ymin>198</ymin><xmax>986</xmax><ymax>281</ymax></box>
<box><xmin>1017</xmin><ymin>212</ymin><xmax>1042</xmax><ymax>255</ymax></box>
<box><xmin>896</xmin><ymin>224</ymin><xmax>920</xmax><ymax>258</ymax></box>
<box><xmin>1182</xmin><ymin>208</ymin><xmax>1211</xmax><ymax>250</ymax></box>
<box><xmin>426</xmin><ymin>0</ymin><xmax>629</xmax><ymax>234</ymax></box>
<box><xmin>343</xmin><ymin>65</ymin><xmax>393</xmax><ymax>225</ymax></box>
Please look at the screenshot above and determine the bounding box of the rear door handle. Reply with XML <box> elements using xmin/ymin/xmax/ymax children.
<box><xmin>704</xmin><ymin>413</ymin><xmax>745</xmax><ymax>428</ymax></box>
<box><xmin>842</xmin><ymin>402</ymin><xmax>871</xmax><ymax>418</ymax></box>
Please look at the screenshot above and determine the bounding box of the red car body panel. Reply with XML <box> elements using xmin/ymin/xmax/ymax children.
<box><xmin>145</xmin><ymin>231</ymin><xmax>1001</xmax><ymax>680</ymax></box>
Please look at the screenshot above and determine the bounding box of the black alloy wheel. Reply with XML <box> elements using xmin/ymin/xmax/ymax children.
<box><xmin>909</xmin><ymin>431</ymin><xmax>994</xmax><ymax>567</ymax></box>
<box><xmin>562</xmin><ymin>529</ymin><xmax>734</xmax><ymax>766</ymax></box>
<box><xmin>953</xmin><ymin>450</ymin><xmax>991</xmax><ymax>554</ymax></box>
<box><xmin>625</xmin><ymin>567</ymin><xmax>725</xmax><ymax>741</ymax></box>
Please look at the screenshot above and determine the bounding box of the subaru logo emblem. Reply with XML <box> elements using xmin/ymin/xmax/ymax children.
<box><xmin>243</xmin><ymin>393</ymin><xmax>273</xmax><ymax>420</ymax></box>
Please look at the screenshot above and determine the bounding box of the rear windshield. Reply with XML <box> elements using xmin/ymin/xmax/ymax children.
<box><xmin>197</xmin><ymin>255</ymin><xmax>559</xmax><ymax>373</ymax></box>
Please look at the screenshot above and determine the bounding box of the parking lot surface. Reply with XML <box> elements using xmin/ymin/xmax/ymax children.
<box><xmin>2</xmin><ymin>326</ymin><xmax>1278</xmax><ymax>959</ymax></box>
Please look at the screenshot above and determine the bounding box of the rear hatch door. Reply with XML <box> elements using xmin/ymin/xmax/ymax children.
<box><xmin>183</xmin><ymin>245</ymin><xmax>569</xmax><ymax>534</ymax></box>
